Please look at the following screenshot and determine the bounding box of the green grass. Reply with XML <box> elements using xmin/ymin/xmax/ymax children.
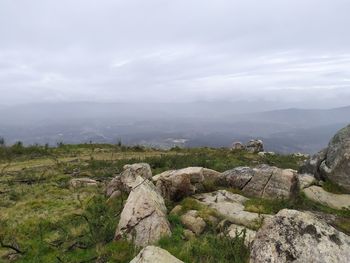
<box><xmin>0</xmin><ymin>143</ymin><xmax>308</xmax><ymax>262</ymax></box>
<box><xmin>158</xmin><ymin>215</ymin><xmax>249</xmax><ymax>263</ymax></box>
<box><xmin>322</xmin><ymin>179</ymin><xmax>349</xmax><ymax>194</ymax></box>
<box><xmin>244</xmin><ymin>192</ymin><xmax>350</xmax><ymax>218</ymax></box>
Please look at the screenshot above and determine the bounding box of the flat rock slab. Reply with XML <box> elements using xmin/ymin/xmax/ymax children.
<box><xmin>250</xmin><ymin>209</ymin><xmax>350</xmax><ymax>263</ymax></box>
<box><xmin>303</xmin><ymin>186</ymin><xmax>350</xmax><ymax>210</ymax></box>
<box><xmin>194</xmin><ymin>190</ymin><xmax>270</xmax><ymax>229</ymax></box>
<box><xmin>129</xmin><ymin>246</ymin><xmax>184</xmax><ymax>263</ymax></box>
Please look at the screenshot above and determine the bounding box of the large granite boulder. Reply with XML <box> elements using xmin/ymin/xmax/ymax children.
<box><xmin>115</xmin><ymin>176</ymin><xmax>171</xmax><ymax>247</ymax></box>
<box><xmin>152</xmin><ymin>167</ymin><xmax>221</xmax><ymax>201</ymax></box>
<box><xmin>106</xmin><ymin>163</ymin><xmax>152</xmax><ymax>196</ymax></box>
<box><xmin>222</xmin><ymin>165</ymin><xmax>298</xmax><ymax>199</ymax></box>
<box><xmin>130</xmin><ymin>246</ymin><xmax>184</xmax><ymax>263</ymax></box>
<box><xmin>320</xmin><ymin>125</ymin><xmax>350</xmax><ymax>191</ymax></box>
<box><xmin>300</xmin><ymin>124</ymin><xmax>350</xmax><ymax>191</ymax></box>
<box><xmin>250</xmin><ymin>209</ymin><xmax>350</xmax><ymax>263</ymax></box>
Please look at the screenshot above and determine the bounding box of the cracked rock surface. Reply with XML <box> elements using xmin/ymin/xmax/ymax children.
<box><xmin>250</xmin><ymin>209</ymin><xmax>350</xmax><ymax>263</ymax></box>
<box><xmin>115</xmin><ymin>176</ymin><xmax>171</xmax><ymax>247</ymax></box>
<box><xmin>222</xmin><ymin>165</ymin><xmax>298</xmax><ymax>199</ymax></box>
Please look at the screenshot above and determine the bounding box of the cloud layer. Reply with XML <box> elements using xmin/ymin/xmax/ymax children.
<box><xmin>1</xmin><ymin>0</ymin><xmax>350</xmax><ymax>108</ymax></box>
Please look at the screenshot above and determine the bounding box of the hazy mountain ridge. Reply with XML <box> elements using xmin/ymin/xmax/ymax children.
<box><xmin>0</xmin><ymin>102</ymin><xmax>349</xmax><ymax>153</ymax></box>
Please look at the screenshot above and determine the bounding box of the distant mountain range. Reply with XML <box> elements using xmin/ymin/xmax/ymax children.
<box><xmin>0</xmin><ymin>102</ymin><xmax>349</xmax><ymax>154</ymax></box>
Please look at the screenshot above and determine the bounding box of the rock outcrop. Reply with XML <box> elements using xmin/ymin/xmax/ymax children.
<box><xmin>153</xmin><ymin>167</ymin><xmax>221</xmax><ymax>201</ymax></box>
<box><xmin>115</xmin><ymin>176</ymin><xmax>171</xmax><ymax>247</ymax></box>
<box><xmin>303</xmin><ymin>186</ymin><xmax>350</xmax><ymax>210</ymax></box>
<box><xmin>250</xmin><ymin>209</ymin><xmax>350</xmax><ymax>263</ymax></box>
<box><xmin>180</xmin><ymin>210</ymin><xmax>206</xmax><ymax>235</ymax></box>
<box><xmin>231</xmin><ymin>139</ymin><xmax>264</xmax><ymax>153</ymax></box>
<box><xmin>130</xmin><ymin>246</ymin><xmax>184</xmax><ymax>263</ymax></box>
<box><xmin>221</xmin><ymin>165</ymin><xmax>298</xmax><ymax>199</ymax></box>
<box><xmin>246</xmin><ymin>139</ymin><xmax>264</xmax><ymax>153</ymax></box>
<box><xmin>231</xmin><ymin>141</ymin><xmax>245</xmax><ymax>150</ymax></box>
<box><xmin>106</xmin><ymin>163</ymin><xmax>152</xmax><ymax>196</ymax></box>
<box><xmin>300</xmin><ymin>124</ymin><xmax>350</xmax><ymax>192</ymax></box>
<box><xmin>194</xmin><ymin>190</ymin><xmax>270</xmax><ymax>229</ymax></box>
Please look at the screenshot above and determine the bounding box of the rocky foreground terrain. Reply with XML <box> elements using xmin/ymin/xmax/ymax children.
<box><xmin>1</xmin><ymin>125</ymin><xmax>350</xmax><ymax>262</ymax></box>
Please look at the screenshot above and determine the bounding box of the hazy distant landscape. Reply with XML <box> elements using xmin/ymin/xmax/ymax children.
<box><xmin>1</xmin><ymin>102</ymin><xmax>349</xmax><ymax>153</ymax></box>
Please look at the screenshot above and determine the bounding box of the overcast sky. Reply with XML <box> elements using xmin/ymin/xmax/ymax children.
<box><xmin>1</xmin><ymin>0</ymin><xmax>350</xmax><ymax>108</ymax></box>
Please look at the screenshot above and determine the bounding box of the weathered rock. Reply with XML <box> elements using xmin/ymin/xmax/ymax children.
<box><xmin>298</xmin><ymin>173</ymin><xmax>316</xmax><ymax>189</ymax></box>
<box><xmin>153</xmin><ymin>167</ymin><xmax>221</xmax><ymax>201</ymax></box>
<box><xmin>231</xmin><ymin>141</ymin><xmax>245</xmax><ymax>150</ymax></box>
<box><xmin>69</xmin><ymin>178</ymin><xmax>98</xmax><ymax>188</ymax></box>
<box><xmin>226</xmin><ymin>224</ymin><xmax>256</xmax><ymax>246</ymax></box>
<box><xmin>169</xmin><ymin>205</ymin><xmax>183</xmax><ymax>216</ymax></box>
<box><xmin>299</xmin><ymin>148</ymin><xmax>327</xmax><ymax>180</ymax></box>
<box><xmin>106</xmin><ymin>163</ymin><xmax>152</xmax><ymax>196</ymax></box>
<box><xmin>303</xmin><ymin>186</ymin><xmax>350</xmax><ymax>210</ymax></box>
<box><xmin>106</xmin><ymin>176</ymin><xmax>123</xmax><ymax>197</ymax></box>
<box><xmin>115</xmin><ymin>176</ymin><xmax>171</xmax><ymax>247</ymax></box>
<box><xmin>180</xmin><ymin>210</ymin><xmax>206</xmax><ymax>235</ymax></box>
<box><xmin>222</xmin><ymin>165</ymin><xmax>298</xmax><ymax>199</ymax></box>
<box><xmin>250</xmin><ymin>209</ymin><xmax>350</xmax><ymax>263</ymax></box>
<box><xmin>246</xmin><ymin>139</ymin><xmax>264</xmax><ymax>153</ymax></box>
<box><xmin>194</xmin><ymin>190</ymin><xmax>270</xmax><ymax>229</ymax></box>
<box><xmin>129</xmin><ymin>246</ymin><xmax>184</xmax><ymax>263</ymax></box>
<box><xmin>121</xmin><ymin>163</ymin><xmax>152</xmax><ymax>190</ymax></box>
<box><xmin>320</xmin><ymin>125</ymin><xmax>350</xmax><ymax>192</ymax></box>
<box><xmin>221</xmin><ymin>167</ymin><xmax>254</xmax><ymax>189</ymax></box>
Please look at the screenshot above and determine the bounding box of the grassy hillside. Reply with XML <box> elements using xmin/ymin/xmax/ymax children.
<box><xmin>0</xmin><ymin>144</ymin><xmax>339</xmax><ymax>262</ymax></box>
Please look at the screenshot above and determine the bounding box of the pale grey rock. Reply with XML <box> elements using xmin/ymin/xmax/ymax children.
<box><xmin>298</xmin><ymin>173</ymin><xmax>316</xmax><ymax>189</ymax></box>
<box><xmin>194</xmin><ymin>190</ymin><xmax>270</xmax><ymax>229</ymax></box>
<box><xmin>250</xmin><ymin>209</ymin><xmax>350</xmax><ymax>263</ymax></box>
<box><xmin>180</xmin><ymin>210</ymin><xmax>206</xmax><ymax>235</ymax></box>
<box><xmin>121</xmin><ymin>163</ymin><xmax>152</xmax><ymax>190</ymax></box>
<box><xmin>221</xmin><ymin>165</ymin><xmax>298</xmax><ymax>199</ymax></box>
<box><xmin>319</xmin><ymin>124</ymin><xmax>350</xmax><ymax>192</ymax></box>
<box><xmin>246</xmin><ymin>139</ymin><xmax>264</xmax><ymax>153</ymax></box>
<box><xmin>153</xmin><ymin>167</ymin><xmax>221</xmax><ymax>201</ymax></box>
<box><xmin>129</xmin><ymin>246</ymin><xmax>184</xmax><ymax>263</ymax></box>
<box><xmin>299</xmin><ymin>148</ymin><xmax>327</xmax><ymax>180</ymax></box>
<box><xmin>231</xmin><ymin>141</ymin><xmax>245</xmax><ymax>150</ymax></box>
<box><xmin>115</xmin><ymin>176</ymin><xmax>171</xmax><ymax>247</ymax></box>
<box><xmin>69</xmin><ymin>178</ymin><xmax>98</xmax><ymax>188</ymax></box>
<box><xmin>106</xmin><ymin>176</ymin><xmax>123</xmax><ymax>196</ymax></box>
<box><xmin>106</xmin><ymin>163</ymin><xmax>152</xmax><ymax>195</ymax></box>
<box><xmin>221</xmin><ymin>167</ymin><xmax>254</xmax><ymax>189</ymax></box>
<box><xmin>303</xmin><ymin>186</ymin><xmax>350</xmax><ymax>210</ymax></box>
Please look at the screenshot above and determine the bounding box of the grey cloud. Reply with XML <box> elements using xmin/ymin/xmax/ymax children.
<box><xmin>0</xmin><ymin>0</ymin><xmax>350</xmax><ymax>107</ymax></box>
